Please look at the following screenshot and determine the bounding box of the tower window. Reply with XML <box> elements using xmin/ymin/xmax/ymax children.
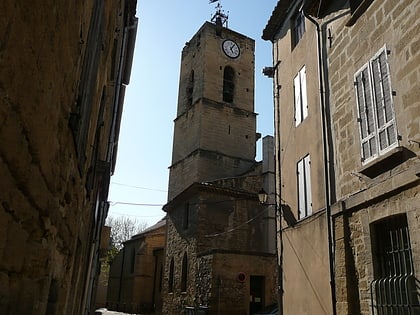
<box><xmin>181</xmin><ymin>253</ymin><xmax>188</xmax><ymax>292</ymax></box>
<box><xmin>187</xmin><ymin>70</ymin><xmax>194</xmax><ymax>107</ymax></box>
<box><xmin>223</xmin><ymin>66</ymin><xmax>235</xmax><ymax>103</ymax></box>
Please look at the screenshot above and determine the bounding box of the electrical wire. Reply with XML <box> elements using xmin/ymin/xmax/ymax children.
<box><xmin>111</xmin><ymin>181</ymin><xmax>167</xmax><ymax>192</ymax></box>
<box><xmin>203</xmin><ymin>207</ymin><xmax>269</xmax><ymax>238</ymax></box>
<box><xmin>109</xmin><ymin>201</ymin><xmax>164</xmax><ymax>207</ymax></box>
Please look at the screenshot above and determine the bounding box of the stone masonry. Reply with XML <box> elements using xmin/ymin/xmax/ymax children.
<box><xmin>0</xmin><ymin>1</ymin><xmax>137</xmax><ymax>314</ymax></box>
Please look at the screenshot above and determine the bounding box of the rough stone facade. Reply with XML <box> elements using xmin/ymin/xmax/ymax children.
<box><xmin>0</xmin><ymin>1</ymin><xmax>137</xmax><ymax>314</ymax></box>
<box><xmin>263</xmin><ymin>0</ymin><xmax>419</xmax><ymax>314</ymax></box>
<box><xmin>325</xmin><ymin>0</ymin><xmax>420</xmax><ymax>313</ymax></box>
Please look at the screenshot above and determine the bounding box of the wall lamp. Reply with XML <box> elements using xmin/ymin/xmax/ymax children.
<box><xmin>258</xmin><ymin>188</ymin><xmax>269</xmax><ymax>204</ymax></box>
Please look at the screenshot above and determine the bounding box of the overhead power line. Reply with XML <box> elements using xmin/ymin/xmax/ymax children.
<box><xmin>111</xmin><ymin>181</ymin><xmax>167</xmax><ymax>192</ymax></box>
<box><xmin>109</xmin><ymin>201</ymin><xmax>164</xmax><ymax>207</ymax></box>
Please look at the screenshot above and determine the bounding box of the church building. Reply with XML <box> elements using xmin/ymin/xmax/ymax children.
<box><xmin>162</xmin><ymin>8</ymin><xmax>277</xmax><ymax>315</ymax></box>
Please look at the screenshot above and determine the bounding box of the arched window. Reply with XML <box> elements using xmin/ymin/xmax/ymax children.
<box><xmin>168</xmin><ymin>257</ymin><xmax>174</xmax><ymax>293</ymax></box>
<box><xmin>187</xmin><ymin>70</ymin><xmax>194</xmax><ymax>106</ymax></box>
<box><xmin>223</xmin><ymin>66</ymin><xmax>235</xmax><ymax>103</ymax></box>
<box><xmin>181</xmin><ymin>253</ymin><xmax>188</xmax><ymax>292</ymax></box>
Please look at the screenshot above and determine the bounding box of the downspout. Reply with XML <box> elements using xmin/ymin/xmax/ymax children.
<box><xmin>303</xmin><ymin>11</ymin><xmax>337</xmax><ymax>315</ymax></box>
<box><xmin>270</xmin><ymin>39</ymin><xmax>283</xmax><ymax>315</ymax></box>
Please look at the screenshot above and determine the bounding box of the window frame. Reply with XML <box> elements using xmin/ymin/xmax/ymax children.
<box><xmin>168</xmin><ymin>257</ymin><xmax>174</xmax><ymax>293</ymax></box>
<box><xmin>223</xmin><ymin>66</ymin><xmax>235</xmax><ymax>103</ymax></box>
<box><xmin>181</xmin><ymin>252</ymin><xmax>188</xmax><ymax>292</ymax></box>
<box><xmin>297</xmin><ymin>154</ymin><xmax>312</xmax><ymax>219</ymax></box>
<box><xmin>354</xmin><ymin>46</ymin><xmax>398</xmax><ymax>164</ymax></box>
<box><xmin>291</xmin><ymin>8</ymin><xmax>306</xmax><ymax>49</ymax></box>
<box><xmin>370</xmin><ymin>214</ymin><xmax>419</xmax><ymax>313</ymax></box>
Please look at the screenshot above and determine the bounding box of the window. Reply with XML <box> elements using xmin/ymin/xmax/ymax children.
<box><xmin>168</xmin><ymin>258</ymin><xmax>174</xmax><ymax>293</ymax></box>
<box><xmin>297</xmin><ymin>155</ymin><xmax>312</xmax><ymax>219</ymax></box>
<box><xmin>130</xmin><ymin>248</ymin><xmax>136</xmax><ymax>273</ymax></box>
<box><xmin>181</xmin><ymin>253</ymin><xmax>188</xmax><ymax>292</ymax></box>
<box><xmin>354</xmin><ymin>47</ymin><xmax>397</xmax><ymax>163</ymax></box>
<box><xmin>223</xmin><ymin>66</ymin><xmax>235</xmax><ymax>103</ymax></box>
<box><xmin>370</xmin><ymin>215</ymin><xmax>419</xmax><ymax>314</ymax></box>
<box><xmin>294</xmin><ymin>65</ymin><xmax>308</xmax><ymax>126</ymax></box>
<box><xmin>183</xmin><ymin>203</ymin><xmax>189</xmax><ymax>230</ymax></box>
<box><xmin>187</xmin><ymin>70</ymin><xmax>194</xmax><ymax>107</ymax></box>
<box><xmin>291</xmin><ymin>8</ymin><xmax>305</xmax><ymax>48</ymax></box>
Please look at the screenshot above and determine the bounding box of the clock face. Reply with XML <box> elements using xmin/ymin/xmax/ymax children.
<box><xmin>222</xmin><ymin>39</ymin><xmax>240</xmax><ymax>59</ymax></box>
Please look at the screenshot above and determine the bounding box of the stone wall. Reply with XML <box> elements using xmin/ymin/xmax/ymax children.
<box><xmin>326</xmin><ymin>0</ymin><xmax>420</xmax><ymax>313</ymax></box>
<box><xmin>0</xmin><ymin>1</ymin><xmax>137</xmax><ymax>314</ymax></box>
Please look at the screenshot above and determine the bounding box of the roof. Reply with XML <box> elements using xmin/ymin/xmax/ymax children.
<box><xmin>129</xmin><ymin>217</ymin><xmax>166</xmax><ymax>241</ymax></box>
<box><xmin>262</xmin><ymin>0</ymin><xmax>294</xmax><ymax>41</ymax></box>
<box><xmin>262</xmin><ymin>0</ymin><xmax>334</xmax><ymax>41</ymax></box>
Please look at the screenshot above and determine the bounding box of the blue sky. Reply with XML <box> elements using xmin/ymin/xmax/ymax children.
<box><xmin>107</xmin><ymin>0</ymin><xmax>278</xmax><ymax>227</ymax></box>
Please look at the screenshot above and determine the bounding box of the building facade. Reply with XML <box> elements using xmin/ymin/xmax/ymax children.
<box><xmin>163</xmin><ymin>14</ymin><xmax>277</xmax><ymax>315</ymax></box>
<box><xmin>263</xmin><ymin>0</ymin><xmax>419</xmax><ymax>314</ymax></box>
<box><xmin>0</xmin><ymin>1</ymin><xmax>137</xmax><ymax>314</ymax></box>
<box><xmin>107</xmin><ymin>219</ymin><xmax>166</xmax><ymax>314</ymax></box>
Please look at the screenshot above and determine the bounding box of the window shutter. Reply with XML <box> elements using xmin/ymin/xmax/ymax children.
<box><xmin>355</xmin><ymin>66</ymin><xmax>376</xmax><ymax>160</ymax></box>
<box><xmin>294</xmin><ymin>72</ymin><xmax>302</xmax><ymax>126</ymax></box>
<box><xmin>301</xmin><ymin>66</ymin><xmax>308</xmax><ymax>120</ymax></box>
<box><xmin>304</xmin><ymin>155</ymin><xmax>312</xmax><ymax>216</ymax></box>
<box><xmin>297</xmin><ymin>159</ymin><xmax>305</xmax><ymax>218</ymax></box>
<box><xmin>371</xmin><ymin>50</ymin><xmax>397</xmax><ymax>152</ymax></box>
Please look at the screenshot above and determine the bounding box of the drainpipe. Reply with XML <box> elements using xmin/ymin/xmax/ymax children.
<box><xmin>303</xmin><ymin>11</ymin><xmax>337</xmax><ymax>315</ymax></box>
<box><xmin>264</xmin><ymin>38</ymin><xmax>283</xmax><ymax>315</ymax></box>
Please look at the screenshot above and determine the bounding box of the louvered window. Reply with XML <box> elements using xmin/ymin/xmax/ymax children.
<box><xmin>223</xmin><ymin>66</ymin><xmax>235</xmax><ymax>103</ymax></box>
<box><xmin>294</xmin><ymin>65</ymin><xmax>308</xmax><ymax>126</ymax></box>
<box><xmin>354</xmin><ymin>47</ymin><xmax>397</xmax><ymax>163</ymax></box>
<box><xmin>297</xmin><ymin>154</ymin><xmax>312</xmax><ymax>219</ymax></box>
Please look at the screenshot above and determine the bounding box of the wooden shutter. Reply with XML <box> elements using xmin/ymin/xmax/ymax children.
<box><xmin>371</xmin><ymin>49</ymin><xmax>397</xmax><ymax>152</ymax></box>
<box><xmin>294</xmin><ymin>72</ymin><xmax>302</xmax><ymax>126</ymax></box>
<box><xmin>297</xmin><ymin>158</ymin><xmax>305</xmax><ymax>218</ymax></box>
<box><xmin>355</xmin><ymin>66</ymin><xmax>377</xmax><ymax>161</ymax></box>
<box><xmin>301</xmin><ymin>66</ymin><xmax>308</xmax><ymax>120</ymax></box>
<box><xmin>297</xmin><ymin>155</ymin><xmax>312</xmax><ymax>218</ymax></box>
<box><xmin>304</xmin><ymin>155</ymin><xmax>312</xmax><ymax>216</ymax></box>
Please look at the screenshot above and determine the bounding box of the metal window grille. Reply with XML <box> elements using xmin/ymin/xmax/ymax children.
<box><xmin>370</xmin><ymin>215</ymin><xmax>420</xmax><ymax>314</ymax></box>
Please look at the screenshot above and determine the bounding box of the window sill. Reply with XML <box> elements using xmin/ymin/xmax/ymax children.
<box><xmin>346</xmin><ymin>0</ymin><xmax>374</xmax><ymax>26</ymax></box>
<box><xmin>359</xmin><ymin>146</ymin><xmax>411</xmax><ymax>178</ymax></box>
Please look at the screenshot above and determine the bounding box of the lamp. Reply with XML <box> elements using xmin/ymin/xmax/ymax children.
<box><xmin>258</xmin><ymin>188</ymin><xmax>268</xmax><ymax>204</ymax></box>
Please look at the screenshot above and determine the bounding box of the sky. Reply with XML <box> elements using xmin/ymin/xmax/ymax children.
<box><xmin>107</xmin><ymin>0</ymin><xmax>278</xmax><ymax>228</ymax></box>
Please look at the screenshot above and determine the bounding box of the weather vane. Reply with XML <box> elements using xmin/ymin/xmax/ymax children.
<box><xmin>209</xmin><ymin>0</ymin><xmax>228</xmax><ymax>28</ymax></box>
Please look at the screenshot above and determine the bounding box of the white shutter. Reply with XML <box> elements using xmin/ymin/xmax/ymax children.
<box><xmin>301</xmin><ymin>66</ymin><xmax>308</xmax><ymax>120</ymax></box>
<box><xmin>355</xmin><ymin>66</ymin><xmax>376</xmax><ymax>161</ymax></box>
<box><xmin>297</xmin><ymin>159</ymin><xmax>305</xmax><ymax>218</ymax></box>
<box><xmin>294</xmin><ymin>72</ymin><xmax>302</xmax><ymax>126</ymax></box>
<box><xmin>371</xmin><ymin>49</ymin><xmax>397</xmax><ymax>152</ymax></box>
<box><xmin>304</xmin><ymin>155</ymin><xmax>312</xmax><ymax>216</ymax></box>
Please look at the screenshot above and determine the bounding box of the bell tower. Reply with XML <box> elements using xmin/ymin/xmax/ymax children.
<box><xmin>168</xmin><ymin>10</ymin><xmax>257</xmax><ymax>200</ymax></box>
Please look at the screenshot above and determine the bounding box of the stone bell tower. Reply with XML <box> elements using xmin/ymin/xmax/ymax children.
<box><xmin>168</xmin><ymin>11</ymin><xmax>257</xmax><ymax>201</ymax></box>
